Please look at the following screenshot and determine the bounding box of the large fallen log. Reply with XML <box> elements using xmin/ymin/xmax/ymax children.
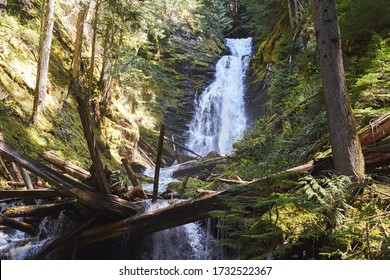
<box><xmin>55</xmin><ymin>191</ymin><xmax>228</xmax><ymax>257</ymax></box>
<box><xmin>0</xmin><ymin>214</ymin><xmax>35</xmax><ymax>235</ymax></box>
<box><xmin>359</xmin><ymin>113</ymin><xmax>390</xmax><ymax>146</ymax></box>
<box><xmin>0</xmin><ymin>140</ymin><xmax>142</xmax><ymax>216</ymax></box>
<box><xmin>0</xmin><ymin>189</ymin><xmax>62</xmax><ymax>199</ymax></box>
<box><xmin>3</xmin><ymin>200</ymin><xmax>77</xmax><ymax>218</ymax></box>
<box><xmin>170</xmin><ymin>156</ymin><xmax>228</xmax><ymax>178</ymax></box>
<box><xmin>42</xmin><ymin>151</ymin><xmax>91</xmax><ymax>181</ymax></box>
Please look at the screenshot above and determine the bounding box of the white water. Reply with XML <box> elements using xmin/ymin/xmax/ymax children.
<box><xmin>187</xmin><ymin>38</ymin><xmax>253</xmax><ymax>155</ymax></box>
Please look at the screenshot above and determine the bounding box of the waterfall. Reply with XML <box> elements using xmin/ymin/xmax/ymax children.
<box><xmin>128</xmin><ymin>38</ymin><xmax>253</xmax><ymax>260</ymax></box>
<box><xmin>187</xmin><ymin>38</ymin><xmax>253</xmax><ymax>155</ymax></box>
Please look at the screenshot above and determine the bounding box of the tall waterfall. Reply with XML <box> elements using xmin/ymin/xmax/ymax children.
<box><xmin>187</xmin><ymin>38</ymin><xmax>253</xmax><ymax>155</ymax></box>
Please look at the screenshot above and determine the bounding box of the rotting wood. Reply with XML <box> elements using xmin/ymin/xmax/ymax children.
<box><xmin>0</xmin><ymin>189</ymin><xmax>62</xmax><ymax>199</ymax></box>
<box><xmin>0</xmin><ymin>214</ymin><xmax>35</xmax><ymax>235</ymax></box>
<box><xmin>124</xmin><ymin>186</ymin><xmax>148</xmax><ymax>200</ymax></box>
<box><xmin>3</xmin><ymin>199</ymin><xmax>77</xmax><ymax>218</ymax></box>
<box><xmin>152</xmin><ymin>123</ymin><xmax>165</xmax><ymax>203</ymax></box>
<box><xmin>121</xmin><ymin>158</ymin><xmax>141</xmax><ymax>188</ymax></box>
<box><xmin>0</xmin><ymin>140</ymin><xmax>142</xmax><ymax>216</ymax></box>
<box><xmin>42</xmin><ymin>151</ymin><xmax>91</xmax><ymax>181</ymax></box>
<box><xmin>11</xmin><ymin>162</ymin><xmax>23</xmax><ymax>182</ymax></box>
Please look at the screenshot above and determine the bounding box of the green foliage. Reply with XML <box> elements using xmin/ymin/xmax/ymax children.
<box><xmin>338</xmin><ymin>0</ymin><xmax>390</xmax><ymax>42</ymax></box>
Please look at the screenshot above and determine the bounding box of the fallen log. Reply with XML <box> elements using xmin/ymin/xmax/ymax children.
<box><xmin>0</xmin><ymin>214</ymin><xmax>35</xmax><ymax>235</ymax></box>
<box><xmin>3</xmin><ymin>200</ymin><xmax>77</xmax><ymax>218</ymax></box>
<box><xmin>0</xmin><ymin>158</ymin><xmax>14</xmax><ymax>180</ymax></box>
<box><xmin>20</xmin><ymin>167</ymin><xmax>34</xmax><ymax>190</ymax></box>
<box><xmin>359</xmin><ymin>113</ymin><xmax>390</xmax><ymax>146</ymax></box>
<box><xmin>121</xmin><ymin>158</ymin><xmax>141</xmax><ymax>188</ymax></box>
<box><xmin>171</xmin><ymin>156</ymin><xmax>228</xmax><ymax>178</ymax></box>
<box><xmin>42</xmin><ymin>151</ymin><xmax>91</xmax><ymax>181</ymax></box>
<box><xmin>55</xmin><ymin>191</ymin><xmax>228</xmax><ymax>257</ymax></box>
<box><xmin>163</xmin><ymin>136</ymin><xmax>203</xmax><ymax>158</ymax></box>
<box><xmin>124</xmin><ymin>186</ymin><xmax>148</xmax><ymax>200</ymax></box>
<box><xmin>0</xmin><ymin>189</ymin><xmax>62</xmax><ymax>199</ymax></box>
<box><xmin>0</xmin><ymin>140</ymin><xmax>142</xmax><ymax>216</ymax></box>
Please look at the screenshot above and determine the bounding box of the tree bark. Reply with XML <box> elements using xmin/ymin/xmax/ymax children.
<box><xmin>31</xmin><ymin>0</ymin><xmax>55</xmax><ymax>124</ymax></box>
<box><xmin>358</xmin><ymin>113</ymin><xmax>390</xmax><ymax>146</ymax></box>
<box><xmin>152</xmin><ymin>123</ymin><xmax>165</xmax><ymax>203</ymax></box>
<box><xmin>42</xmin><ymin>151</ymin><xmax>91</xmax><ymax>181</ymax></box>
<box><xmin>312</xmin><ymin>0</ymin><xmax>365</xmax><ymax>180</ymax></box>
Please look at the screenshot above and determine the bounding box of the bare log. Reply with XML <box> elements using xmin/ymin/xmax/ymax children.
<box><xmin>121</xmin><ymin>158</ymin><xmax>141</xmax><ymax>187</ymax></box>
<box><xmin>0</xmin><ymin>189</ymin><xmax>62</xmax><ymax>199</ymax></box>
<box><xmin>359</xmin><ymin>113</ymin><xmax>390</xmax><ymax>146</ymax></box>
<box><xmin>124</xmin><ymin>186</ymin><xmax>148</xmax><ymax>200</ymax></box>
<box><xmin>42</xmin><ymin>151</ymin><xmax>91</xmax><ymax>181</ymax></box>
<box><xmin>164</xmin><ymin>136</ymin><xmax>203</xmax><ymax>158</ymax></box>
<box><xmin>3</xmin><ymin>200</ymin><xmax>77</xmax><ymax>218</ymax></box>
<box><xmin>152</xmin><ymin>123</ymin><xmax>165</xmax><ymax>203</ymax></box>
<box><xmin>20</xmin><ymin>168</ymin><xmax>34</xmax><ymax>190</ymax></box>
<box><xmin>0</xmin><ymin>214</ymin><xmax>35</xmax><ymax>235</ymax></box>
<box><xmin>56</xmin><ymin>191</ymin><xmax>227</xmax><ymax>257</ymax></box>
<box><xmin>0</xmin><ymin>140</ymin><xmax>142</xmax><ymax>216</ymax></box>
<box><xmin>0</xmin><ymin>158</ymin><xmax>13</xmax><ymax>180</ymax></box>
<box><xmin>171</xmin><ymin>156</ymin><xmax>227</xmax><ymax>178</ymax></box>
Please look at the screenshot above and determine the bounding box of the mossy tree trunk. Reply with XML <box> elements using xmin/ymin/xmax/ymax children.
<box><xmin>312</xmin><ymin>0</ymin><xmax>365</xmax><ymax>181</ymax></box>
<box><xmin>31</xmin><ymin>0</ymin><xmax>55</xmax><ymax>124</ymax></box>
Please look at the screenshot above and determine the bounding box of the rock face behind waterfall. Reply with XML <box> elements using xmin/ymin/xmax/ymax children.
<box><xmin>163</xmin><ymin>32</ymin><xmax>226</xmax><ymax>145</ymax></box>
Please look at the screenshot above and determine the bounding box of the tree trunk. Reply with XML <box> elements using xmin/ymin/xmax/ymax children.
<box><xmin>31</xmin><ymin>0</ymin><xmax>55</xmax><ymax>124</ymax></box>
<box><xmin>71</xmin><ymin>9</ymin><xmax>111</xmax><ymax>194</ymax></box>
<box><xmin>42</xmin><ymin>151</ymin><xmax>91</xmax><ymax>181</ymax></box>
<box><xmin>312</xmin><ymin>0</ymin><xmax>365</xmax><ymax>181</ymax></box>
<box><xmin>152</xmin><ymin>124</ymin><xmax>165</xmax><ymax>203</ymax></box>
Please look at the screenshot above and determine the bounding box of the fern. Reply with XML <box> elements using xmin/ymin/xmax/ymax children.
<box><xmin>299</xmin><ymin>175</ymin><xmax>353</xmax><ymax>228</ymax></box>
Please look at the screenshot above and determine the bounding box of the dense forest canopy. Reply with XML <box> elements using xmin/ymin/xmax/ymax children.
<box><xmin>0</xmin><ymin>0</ymin><xmax>389</xmax><ymax>259</ymax></box>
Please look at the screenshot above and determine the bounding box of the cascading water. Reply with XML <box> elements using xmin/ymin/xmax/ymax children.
<box><xmin>187</xmin><ymin>38</ymin><xmax>253</xmax><ymax>155</ymax></box>
<box><xmin>127</xmin><ymin>38</ymin><xmax>253</xmax><ymax>260</ymax></box>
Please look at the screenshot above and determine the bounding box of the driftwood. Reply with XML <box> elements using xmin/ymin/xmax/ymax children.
<box><xmin>0</xmin><ymin>140</ymin><xmax>142</xmax><ymax>216</ymax></box>
<box><xmin>3</xmin><ymin>199</ymin><xmax>77</xmax><ymax>218</ymax></box>
<box><xmin>0</xmin><ymin>214</ymin><xmax>35</xmax><ymax>235</ymax></box>
<box><xmin>121</xmin><ymin>158</ymin><xmax>141</xmax><ymax>188</ymax></box>
<box><xmin>359</xmin><ymin>113</ymin><xmax>390</xmax><ymax>146</ymax></box>
<box><xmin>42</xmin><ymin>151</ymin><xmax>91</xmax><ymax>181</ymax></box>
<box><xmin>0</xmin><ymin>189</ymin><xmax>62</xmax><ymax>199</ymax></box>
